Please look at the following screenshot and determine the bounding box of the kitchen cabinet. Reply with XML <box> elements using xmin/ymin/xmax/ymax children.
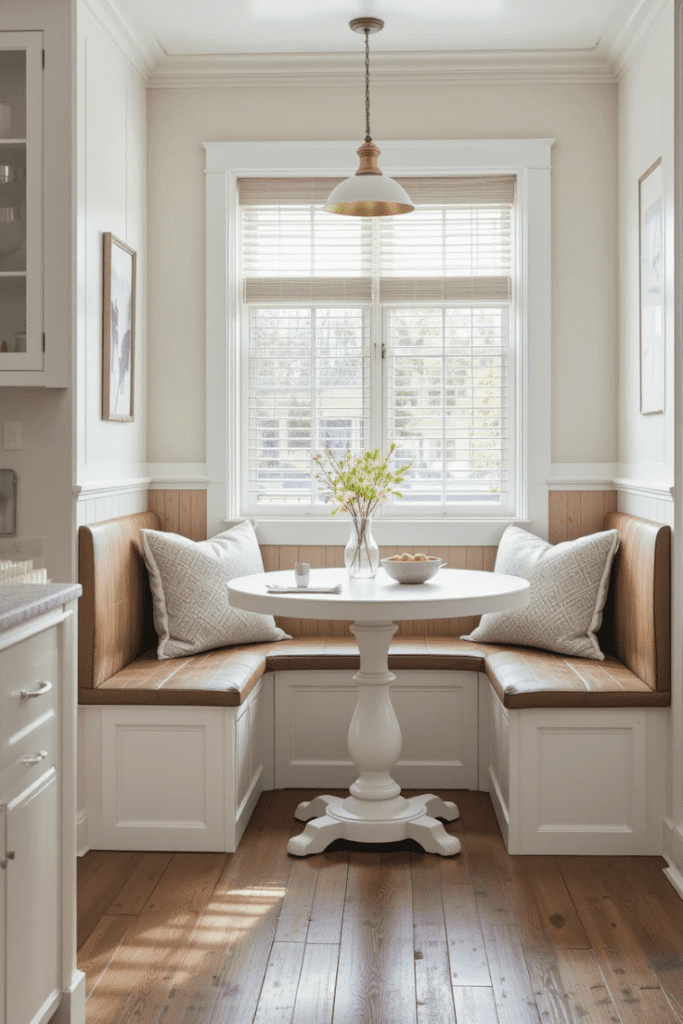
<box><xmin>0</xmin><ymin>586</ymin><xmax>83</xmax><ymax>1024</ymax></box>
<box><xmin>0</xmin><ymin>31</ymin><xmax>43</xmax><ymax>379</ymax></box>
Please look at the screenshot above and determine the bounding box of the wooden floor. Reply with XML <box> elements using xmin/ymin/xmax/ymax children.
<box><xmin>77</xmin><ymin>789</ymin><xmax>683</xmax><ymax>1024</ymax></box>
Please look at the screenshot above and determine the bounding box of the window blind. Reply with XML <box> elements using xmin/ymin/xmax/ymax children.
<box><xmin>386</xmin><ymin>307</ymin><xmax>509</xmax><ymax>505</ymax></box>
<box><xmin>238</xmin><ymin>175</ymin><xmax>515</xmax><ymax>304</ymax></box>
<box><xmin>247</xmin><ymin>307</ymin><xmax>371</xmax><ymax>506</ymax></box>
<box><xmin>239</xmin><ymin>175</ymin><xmax>515</xmax><ymax>512</ymax></box>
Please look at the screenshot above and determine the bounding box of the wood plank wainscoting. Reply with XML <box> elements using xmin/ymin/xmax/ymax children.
<box><xmin>77</xmin><ymin>788</ymin><xmax>683</xmax><ymax>1024</ymax></box>
<box><xmin>148</xmin><ymin>489</ymin><xmax>618</xmax><ymax>638</ymax></box>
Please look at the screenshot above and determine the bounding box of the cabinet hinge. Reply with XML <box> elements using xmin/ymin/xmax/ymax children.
<box><xmin>42</xmin><ymin>50</ymin><xmax>45</xmax><ymax>69</ymax></box>
<box><xmin>381</xmin><ymin>343</ymin><xmax>386</xmax><ymax>359</ymax></box>
<box><xmin>42</xmin><ymin>333</ymin><xmax>45</xmax><ymax>353</ymax></box>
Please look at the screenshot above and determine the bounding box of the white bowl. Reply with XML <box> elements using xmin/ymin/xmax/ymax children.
<box><xmin>380</xmin><ymin>556</ymin><xmax>445</xmax><ymax>584</ymax></box>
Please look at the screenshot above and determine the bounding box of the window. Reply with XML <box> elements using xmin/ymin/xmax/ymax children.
<box><xmin>239</xmin><ymin>175</ymin><xmax>516</xmax><ymax>517</ymax></box>
<box><xmin>204</xmin><ymin>140</ymin><xmax>552</xmax><ymax>545</ymax></box>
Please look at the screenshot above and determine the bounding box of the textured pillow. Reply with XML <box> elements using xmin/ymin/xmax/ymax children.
<box><xmin>462</xmin><ymin>525</ymin><xmax>620</xmax><ymax>660</ymax></box>
<box><xmin>141</xmin><ymin>520</ymin><xmax>290</xmax><ymax>659</ymax></box>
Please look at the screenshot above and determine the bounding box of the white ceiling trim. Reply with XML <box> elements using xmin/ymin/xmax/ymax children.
<box><xmin>82</xmin><ymin>0</ymin><xmax>163</xmax><ymax>80</ymax></box>
<box><xmin>103</xmin><ymin>0</ymin><xmax>668</xmax><ymax>87</ymax></box>
<box><xmin>600</xmin><ymin>0</ymin><xmax>671</xmax><ymax>78</ymax></box>
<box><xmin>147</xmin><ymin>48</ymin><xmax>617</xmax><ymax>87</ymax></box>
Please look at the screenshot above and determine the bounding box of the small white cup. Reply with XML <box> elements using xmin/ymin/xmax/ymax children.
<box><xmin>294</xmin><ymin>562</ymin><xmax>310</xmax><ymax>587</ymax></box>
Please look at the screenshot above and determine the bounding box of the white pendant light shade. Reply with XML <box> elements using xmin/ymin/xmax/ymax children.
<box><xmin>325</xmin><ymin>19</ymin><xmax>414</xmax><ymax>218</ymax></box>
<box><xmin>324</xmin><ymin>144</ymin><xmax>414</xmax><ymax>217</ymax></box>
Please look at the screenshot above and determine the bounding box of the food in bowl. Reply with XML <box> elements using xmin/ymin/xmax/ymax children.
<box><xmin>387</xmin><ymin>552</ymin><xmax>434</xmax><ymax>562</ymax></box>
<box><xmin>380</xmin><ymin>555</ymin><xmax>445</xmax><ymax>584</ymax></box>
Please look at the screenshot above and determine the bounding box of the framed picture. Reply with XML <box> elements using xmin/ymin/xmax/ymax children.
<box><xmin>102</xmin><ymin>232</ymin><xmax>136</xmax><ymax>421</ymax></box>
<box><xmin>639</xmin><ymin>158</ymin><xmax>664</xmax><ymax>415</ymax></box>
<box><xmin>0</xmin><ymin>469</ymin><xmax>16</xmax><ymax>537</ymax></box>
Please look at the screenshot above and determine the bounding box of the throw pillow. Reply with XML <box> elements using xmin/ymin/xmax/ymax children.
<box><xmin>461</xmin><ymin>524</ymin><xmax>620</xmax><ymax>660</ymax></box>
<box><xmin>141</xmin><ymin>520</ymin><xmax>290</xmax><ymax>659</ymax></box>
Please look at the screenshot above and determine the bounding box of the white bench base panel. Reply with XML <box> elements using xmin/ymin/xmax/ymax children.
<box><xmin>80</xmin><ymin>678</ymin><xmax>271</xmax><ymax>853</ymax></box>
<box><xmin>78</xmin><ymin>669</ymin><xmax>669</xmax><ymax>856</ymax></box>
<box><xmin>486</xmin><ymin>682</ymin><xmax>668</xmax><ymax>855</ymax></box>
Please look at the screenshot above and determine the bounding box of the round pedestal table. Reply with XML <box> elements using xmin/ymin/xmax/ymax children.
<box><xmin>228</xmin><ymin>566</ymin><xmax>529</xmax><ymax>857</ymax></box>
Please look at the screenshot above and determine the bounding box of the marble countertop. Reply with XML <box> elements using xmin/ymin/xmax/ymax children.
<box><xmin>0</xmin><ymin>583</ymin><xmax>82</xmax><ymax>633</ymax></box>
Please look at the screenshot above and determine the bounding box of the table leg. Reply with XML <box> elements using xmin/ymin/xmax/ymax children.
<box><xmin>287</xmin><ymin>620</ymin><xmax>461</xmax><ymax>857</ymax></box>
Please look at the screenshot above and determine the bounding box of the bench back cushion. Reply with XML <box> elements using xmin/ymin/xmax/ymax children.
<box><xmin>79</xmin><ymin>511</ymin><xmax>161</xmax><ymax>689</ymax></box>
<box><xmin>601</xmin><ymin>510</ymin><xmax>670</xmax><ymax>692</ymax></box>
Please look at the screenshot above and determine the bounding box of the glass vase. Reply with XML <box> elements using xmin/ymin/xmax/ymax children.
<box><xmin>344</xmin><ymin>516</ymin><xmax>380</xmax><ymax>579</ymax></box>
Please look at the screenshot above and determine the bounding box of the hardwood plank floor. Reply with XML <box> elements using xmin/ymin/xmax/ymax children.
<box><xmin>78</xmin><ymin>790</ymin><xmax>683</xmax><ymax>1024</ymax></box>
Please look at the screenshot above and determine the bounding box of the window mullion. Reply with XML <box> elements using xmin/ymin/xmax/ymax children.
<box><xmin>441</xmin><ymin>308</ymin><xmax>447</xmax><ymax>507</ymax></box>
<box><xmin>311</xmin><ymin>307</ymin><xmax>317</xmax><ymax>506</ymax></box>
<box><xmin>370</xmin><ymin>218</ymin><xmax>384</xmax><ymax>482</ymax></box>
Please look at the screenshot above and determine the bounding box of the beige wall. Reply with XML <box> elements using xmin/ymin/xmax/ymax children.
<box><xmin>76</xmin><ymin>0</ymin><xmax>148</xmax><ymax>494</ymax></box>
<box><xmin>147</xmin><ymin>80</ymin><xmax>618</xmax><ymax>466</ymax></box>
<box><xmin>617</xmin><ymin>7</ymin><xmax>675</xmax><ymax>481</ymax></box>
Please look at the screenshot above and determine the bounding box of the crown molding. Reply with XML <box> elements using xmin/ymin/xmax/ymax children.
<box><xmin>104</xmin><ymin>0</ymin><xmax>669</xmax><ymax>88</ymax></box>
<box><xmin>81</xmin><ymin>0</ymin><xmax>164</xmax><ymax>83</ymax></box>
<box><xmin>147</xmin><ymin>47</ymin><xmax>617</xmax><ymax>89</ymax></box>
<box><xmin>598</xmin><ymin>0</ymin><xmax>672</xmax><ymax>79</ymax></box>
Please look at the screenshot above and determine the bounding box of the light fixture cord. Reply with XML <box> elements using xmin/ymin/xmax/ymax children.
<box><xmin>364</xmin><ymin>28</ymin><xmax>371</xmax><ymax>143</ymax></box>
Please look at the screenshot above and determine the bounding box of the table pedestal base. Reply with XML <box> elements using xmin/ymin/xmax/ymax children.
<box><xmin>287</xmin><ymin>793</ymin><xmax>461</xmax><ymax>857</ymax></box>
<box><xmin>287</xmin><ymin>620</ymin><xmax>462</xmax><ymax>857</ymax></box>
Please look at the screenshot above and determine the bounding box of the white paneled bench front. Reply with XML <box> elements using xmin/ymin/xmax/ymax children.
<box><xmin>78</xmin><ymin>509</ymin><xmax>670</xmax><ymax>858</ymax></box>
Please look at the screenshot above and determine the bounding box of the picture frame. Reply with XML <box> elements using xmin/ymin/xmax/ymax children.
<box><xmin>0</xmin><ymin>469</ymin><xmax>17</xmax><ymax>537</ymax></box>
<box><xmin>102</xmin><ymin>232</ymin><xmax>136</xmax><ymax>421</ymax></box>
<box><xmin>639</xmin><ymin>158</ymin><xmax>664</xmax><ymax>415</ymax></box>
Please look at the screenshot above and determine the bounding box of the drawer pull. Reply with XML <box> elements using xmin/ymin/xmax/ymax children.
<box><xmin>21</xmin><ymin>750</ymin><xmax>48</xmax><ymax>766</ymax></box>
<box><xmin>20</xmin><ymin>680</ymin><xmax>53</xmax><ymax>700</ymax></box>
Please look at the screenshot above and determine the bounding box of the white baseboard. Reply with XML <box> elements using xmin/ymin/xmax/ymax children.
<box><xmin>234</xmin><ymin>766</ymin><xmax>265</xmax><ymax>851</ymax></box>
<box><xmin>663</xmin><ymin>860</ymin><xmax>683</xmax><ymax>901</ymax></box>
<box><xmin>663</xmin><ymin>817</ymin><xmax>683</xmax><ymax>898</ymax></box>
<box><xmin>488</xmin><ymin>765</ymin><xmax>510</xmax><ymax>849</ymax></box>
<box><xmin>51</xmin><ymin>970</ymin><xmax>86</xmax><ymax>1024</ymax></box>
<box><xmin>76</xmin><ymin>811</ymin><xmax>89</xmax><ymax>858</ymax></box>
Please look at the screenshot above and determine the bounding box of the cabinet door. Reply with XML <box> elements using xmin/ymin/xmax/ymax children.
<box><xmin>5</xmin><ymin>768</ymin><xmax>59</xmax><ymax>1024</ymax></box>
<box><xmin>0</xmin><ymin>31</ymin><xmax>43</xmax><ymax>373</ymax></box>
<box><xmin>0</xmin><ymin>804</ymin><xmax>4</xmax><ymax>1024</ymax></box>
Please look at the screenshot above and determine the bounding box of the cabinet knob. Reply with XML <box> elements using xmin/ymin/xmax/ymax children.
<box><xmin>20</xmin><ymin>680</ymin><xmax>52</xmax><ymax>699</ymax></box>
<box><xmin>20</xmin><ymin>750</ymin><xmax>48</xmax><ymax>766</ymax></box>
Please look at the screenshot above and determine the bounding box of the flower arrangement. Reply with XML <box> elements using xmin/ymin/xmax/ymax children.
<box><xmin>314</xmin><ymin>444</ymin><xmax>411</xmax><ymax>576</ymax></box>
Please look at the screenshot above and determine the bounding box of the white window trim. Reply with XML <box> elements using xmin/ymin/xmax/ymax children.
<box><xmin>204</xmin><ymin>139</ymin><xmax>553</xmax><ymax>546</ymax></box>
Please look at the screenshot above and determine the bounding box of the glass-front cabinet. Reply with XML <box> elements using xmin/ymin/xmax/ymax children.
<box><xmin>0</xmin><ymin>33</ymin><xmax>42</xmax><ymax>372</ymax></box>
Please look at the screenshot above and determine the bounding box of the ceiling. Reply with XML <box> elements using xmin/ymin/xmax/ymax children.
<box><xmin>125</xmin><ymin>0</ymin><xmax>642</xmax><ymax>56</ymax></box>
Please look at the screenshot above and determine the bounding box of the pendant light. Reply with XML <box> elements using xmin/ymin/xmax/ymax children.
<box><xmin>324</xmin><ymin>18</ymin><xmax>414</xmax><ymax>217</ymax></box>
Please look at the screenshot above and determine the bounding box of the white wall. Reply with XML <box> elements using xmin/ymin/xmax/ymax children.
<box><xmin>0</xmin><ymin>0</ymin><xmax>74</xmax><ymax>582</ymax></box>
<box><xmin>75</xmin><ymin>0</ymin><xmax>148</xmax><ymax>526</ymax></box>
<box><xmin>146</xmin><ymin>81</ymin><xmax>618</xmax><ymax>468</ymax></box>
<box><xmin>617</xmin><ymin>5</ymin><xmax>675</xmax><ymax>494</ymax></box>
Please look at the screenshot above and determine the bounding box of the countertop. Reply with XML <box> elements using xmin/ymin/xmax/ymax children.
<box><xmin>0</xmin><ymin>583</ymin><xmax>82</xmax><ymax>633</ymax></box>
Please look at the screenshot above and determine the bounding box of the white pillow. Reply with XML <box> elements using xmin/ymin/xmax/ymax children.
<box><xmin>462</xmin><ymin>525</ymin><xmax>619</xmax><ymax>660</ymax></box>
<box><xmin>141</xmin><ymin>520</ymin><xmax>290</xmax><ymax>659</ymax></box>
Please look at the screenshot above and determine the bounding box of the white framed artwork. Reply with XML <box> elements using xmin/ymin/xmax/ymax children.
<box><xmin>102</xmin><ymin>232</ymin><xmax>136</xmax><ymax>421</ymax></box>
<box><xmin>639</xmin><ymin>158</ymin><xmax>664</xmax><ymax>415</ymax></box>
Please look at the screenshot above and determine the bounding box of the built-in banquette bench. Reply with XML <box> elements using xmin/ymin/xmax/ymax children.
<box><xmin>77</xmin><ymin>509</ymin><xmax>670</xmax><ymax>857</ymax></box>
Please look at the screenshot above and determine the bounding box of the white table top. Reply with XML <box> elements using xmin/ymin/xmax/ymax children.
<box><xmin>228</xmin><ymin>567</ymin><xmax>529</xmax><ymax>623</ymax></box>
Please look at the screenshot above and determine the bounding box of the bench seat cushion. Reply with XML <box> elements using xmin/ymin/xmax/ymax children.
<box><xmin>78</xmin><ymin>636</ymin><xmax>670</xmax><ymax>710</ymax></box>
<box><xmin>77</xmin><ymin>645</ymin><xmax>270</xmax><ymax>707</ymax></box>
<box><xmin>485</xmin><ymin>647</ymin><xmax>671</xmax><ymax>709</ymax></box>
